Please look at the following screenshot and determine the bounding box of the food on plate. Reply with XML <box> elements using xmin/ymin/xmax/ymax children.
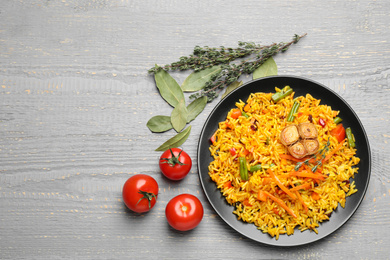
<box><xmin>298</xmin><ymin>122</ymin><xmax>318</xmax><ymax>139</ymax></box>
<box><xmin>302</xmin><ymin>139</ymin><xmax>319</xmax><ymax>155</ymax></box>
<box><xmin>122</xmin><ymin>174</ymin><xmax>159</xmax><ymax>213</ymax></box>
<box><xmin>165</xmin><ymin>194</ymin><xmax>204</xmax><ymax>231</ymax></box>
<box><xmin>208</xmin><ymin>87</ymin><xmax>360</xmax><ymax>239</ymax></box>
<box><xmin>281</xmin><ymin>122</ymin><xmax>320</xmax><ymax>159</ymax></box>
<box><xmin>287</xmin><ymin>141</ymin><xmax>307</xmax><ymax>159</ymax></box>
<box><xmin>159</xmin><ymin>148</ymin><xmax>192</xmax><ymax>181</ymax></box>
<box><xmin>280</xmin><ymin>124</ymin><xmax>300</xmax><ymax>146</ymax></box>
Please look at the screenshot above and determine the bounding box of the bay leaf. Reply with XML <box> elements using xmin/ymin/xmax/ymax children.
<box><xmin>181</xmin><ymin>66</ymin><xmax>222</xmax><ymax>92</ymax></box>
<box><xmin>146</xmin><ymin>115</ymin><xmax>173</xmax><ymax>133</ymax></box>
<box><xmin>186</xmin><ymin>96</ymin><xmax>207</xmax><ymax>123</ymax></box>
<box><xmin>155</xmin><ymin>125</ymin><xmax>192</xmax><ymax>151</ymax></box>
<box><xmin>154</xmin><ymin>69</ymin><xmax>185</xmax><ymax>107</ymax></box>
<box><xmin>221</xmin><ymin>81</ymin><xmax>243</xmax><ymax>99</ymax></box>
<box><xmin>253</xmin><ymin>57</ymin><xmax>278</xmax><ymax>79</ymax></box>
<box><xmin>171</xmin><ymin>99</ymin><xmax>188</xmax><ymax>132</ymax></box>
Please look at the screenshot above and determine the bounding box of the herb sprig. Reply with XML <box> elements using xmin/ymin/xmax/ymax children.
<box><xmin>294</xmin><ymin>138</ymin><xmax>331</xmax><ymax>172</ymax></box>
<box><xmin>149</xmin><ymin>34</ymin><xmax>306</xmax><ymax>102</ymax></box>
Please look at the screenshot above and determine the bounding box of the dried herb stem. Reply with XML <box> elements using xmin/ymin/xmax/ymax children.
<box><xmin>149</xmin><ymin>33</ymin><xmax>307</xmax><ymax>102</ymax></box>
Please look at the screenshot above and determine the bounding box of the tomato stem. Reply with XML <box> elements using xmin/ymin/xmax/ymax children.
<box><xmin>160</xmin><ymin>148</ymin><xmax>187</xmax><ymax>167</ymax></box>
<box><xmin>136</xmin><ymin>190</ymin><xmax>157</xmax><ymax>209</ymax></box>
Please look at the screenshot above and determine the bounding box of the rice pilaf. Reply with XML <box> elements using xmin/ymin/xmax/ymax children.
<box><xmin>208</xmin><ymin>87</ymin><xmax>360</xmax><ymax>240</ymax></box>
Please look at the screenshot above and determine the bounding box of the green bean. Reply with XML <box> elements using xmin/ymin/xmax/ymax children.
<box><xmin>239</xmin><ymin>157</ymin><xmax>248</xmax><ymax>181</ymax></box>
<box><xmin>346</xmin><ymin>127</ymin><xmax>355</xmax><ymax>148</ymax></box>
<box><xmin>242</xmin><ymin>111</ymin><xmax>249</xmax><ymax>118</ymax></box>
<box><xmin>272</xmin><ymin>86</ymin><xmax>293</xmax><ymax>102</ymax></box>
<box><xmin>250</xmin><ymin>164</ymin><xmax>262</xmax><ymax>172</ymax></box>
<box><xmin>334</xmin><ymin>117</ymin><xmax>343</xmax><ymax>124</ymax></box>
<box><xmin>287</xmin><ymin>101</ymin><xmax>300</xmax><ymax>122</ymax></box>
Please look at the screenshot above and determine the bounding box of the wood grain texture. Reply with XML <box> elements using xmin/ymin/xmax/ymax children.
<box><xmin>1</xmin><ymin>0</ymin><xmax>389</xmax><ymax>259</ymax></box>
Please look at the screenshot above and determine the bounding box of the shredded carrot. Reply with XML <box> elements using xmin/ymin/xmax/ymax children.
<box><xmin>323</xmin><ymin>139</ymin><xmax>345</xmax><ymax>162</ymax></box>
<box><xmin>294</xmin><ymin>189</ymin><xmax>308</xmax><ymax>213</ymax></box>
<box><xmin>311</xmin><ymin>192</ymin><xmax>320</xmax><ymax>200</ymax></box>
<box><xmin>290</xmin><ymin>183</ymin><xmax>311</xmax><ymax>191</ymax></box>
<box><xmin>244</xmin><ymin>104</ymin><xmax>250</xmax><ymax>112</ymax></box>
<box><xmin>242</xmin><ymin>199</ymin><xmax>252</xmax><ymax>207</ymax></box>
<box><xmin>262</xmin><ymin>177</ymin><xmax>272</xmax><ymax>185</ymax></box>
<box><xmin>267</xmin><ymin>169</ymin><xmax>296</xmax><ymax>200</ymax></box>
<box><xmin>263</xmin><ymin>191</ymin><xmax>298</xmax><ymax>218</ymax></box>
<box><xmin>289</xmin><ymin>170</ymin><xmax>326</xmax><ymax>180</ymax></box>
<box><xmin>257</xmin><ymin>190</ymin><xmax>267</xmax><ymax>202</ymax></box>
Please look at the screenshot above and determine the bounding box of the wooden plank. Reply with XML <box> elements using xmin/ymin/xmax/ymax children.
<box><xmin>1</xmin><ymin>0</ymin><xmax>390</xmax><ymax>259</ymax></box>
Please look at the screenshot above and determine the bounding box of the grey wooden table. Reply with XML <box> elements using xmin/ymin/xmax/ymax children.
<box><xmin>1</xmin><ymin>0</ymin><xmax>389</xmax><ymax>259</ymax></box>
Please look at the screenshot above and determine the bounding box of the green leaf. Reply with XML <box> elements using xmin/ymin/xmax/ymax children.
<box><xmin>171</xmin><ymin>99</ymin><xmax>188</xmax><ymax>132</ymax></box>
<box><xmin>155</xmin><ymin>126</ymin><xmax>192</xmax><ymax>151</ymax></box>
<box><xmin>186</xmin><ymin>96</ymin><xmax>207</xmax><ymax>123</ymax></box>
<box><xmin>146</xmin><ymin>115</ymin><xmax>173</xmax><ymax>133</ymax></box>
<box><xmin>221</xmin><ymin>81</ymin><xmax>243</xmax><ymax>99</ymax></box>
<box><xmin>154</xmin><ymin>69</ymin><xmax>185</xmax><ymax>107</ymax></box>
<box><xmin>253</xmin><ymin>57</ymin><xmax>278</xmax><ymax>80</ymax></box>
<box><xmin>181</xmin><ymin>66</ymin><xmax>222</xmax><ymax>92</ymax></box>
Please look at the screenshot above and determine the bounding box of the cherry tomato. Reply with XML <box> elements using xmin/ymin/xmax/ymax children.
<box><xmin>122</xmin><ymin>174</ymin><xmax>158</xmax><ymax>213</ymax></box>
<box><xmin>165</xmin><ymin>194</ymin><xmax>204</xmax><ymax>231</ymax></box>
<box><xmin>159</xmin><ymin>148</ymin><xmax>192</xmax><ymax>181</ymax></box>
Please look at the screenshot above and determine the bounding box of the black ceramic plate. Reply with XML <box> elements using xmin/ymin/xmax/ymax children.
<box><xmin>197</xmin><ymin>76</ymin><xmax>371</xmax><ymax>246</ymax></box>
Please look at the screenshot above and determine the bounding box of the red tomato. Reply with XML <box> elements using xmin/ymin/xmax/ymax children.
<box><xmin>122</xmin><ymin>174</ymin><xmax>158</xmax><ymax>213</ymax></box>
<box><xmin>165</xmin><ymin>194</ymin><xmax>204</xmax><ymax>231</ymax></box>
<box><xmin>330</xmin><ymin>123</ymin><xmax>346</xmax><ymax>143</ymax></box>
<box><xmin>159</xmin><ymin>148</ymin><xmax>192</xmax><ymax>181</ymax></box>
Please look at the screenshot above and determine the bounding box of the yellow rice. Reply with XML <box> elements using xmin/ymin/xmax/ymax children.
<box><xmin>208</xmin><ymin>87</ymin><xmax>360</xmax><ymax>240</ymax></box>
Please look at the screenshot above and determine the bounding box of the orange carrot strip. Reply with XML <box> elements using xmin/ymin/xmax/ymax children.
<box><xmin>311</xmin><ymin>192</ymin><xmax>320</xmax><ymax>200</ymax></box>
<box><xmin>262</xmin><ymin>177</ymin><xmax>272</xmax><ymax>185</ymax></box>
<box><xmin>244</xmin><ymin>104</ymin><xmax>250</xmax><ymax>112</ymax></box>
<box><xmin>263</xmin><ymin>191</ymin><xmax>298</xmax><ymax>218</ymax></box>
<box><xmin>290</xmin><ymin>183</ymin><xmax>311</xmax><ymax>191</ymax></box>
<box><xmin>242</xmin><ymin>199</ymin><xmax>252</xmax><ymax>207</ymax></box>
<box><xmin>294</xmin><ymin>190</ymin><xmax>308</xmax><ymax>213</ymax></box>
<box><xmin>323</xmin><ymin>139</ymin><xmax>346</xmax><ymax>162</ymax></box>
<box><xmin>257</xmin><ymin>190</ymin><xmax>267</xmax><ymax>202</ymax></box>
<box><xmin>289</xmin><ymin>170</ymin><xmax>326</xmax><ymax>180</ymax></box>
<box><xmin>267</xmin><ymin>169</ymin><xmax>296</xmax><ymax>200</ymax></box>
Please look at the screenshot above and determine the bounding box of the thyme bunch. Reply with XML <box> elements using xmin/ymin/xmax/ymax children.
<box><xmin>294</xmin><ymin>138</ymin><xmax>331</xmax><ymax>172</ymax></box>
<box><xmin>149</xmin><ymin>33</ymin><xmax>307</xmax><ymax>102</ymax></box>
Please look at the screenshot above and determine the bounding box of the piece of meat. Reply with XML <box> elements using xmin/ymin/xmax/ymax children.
<box><xmin>288</xmin><ymin>141</ymin><xmax>308</xmax><ymax>159</ymax></box>
<box><xmin>280</xmin><ymin>124</ymin><xmax>300</xmax><ymax>146</ymax></box>
<box><xmin>302</xmin><ymin>139</ymin><xmax>319</xmax><ymax>155</ymax></box>
<box><xmin>298</xmin><ymin>122</ymin><xmax>318</xmax><ymax>139</ymax></box>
